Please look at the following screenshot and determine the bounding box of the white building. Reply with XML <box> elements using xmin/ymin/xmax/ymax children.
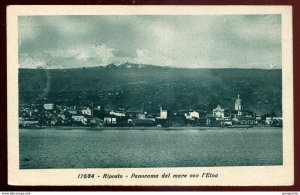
<box><xmin>19</xmin><ymin>117</ymin><xmax>39</xmax><ymax>126</ymax></box>
<box><xmin>109</xmin><ymin>110</ymin><xmax>126</xmax><ymax>117</ymax></box>
<box><xmin>235</xmin><ymin>94</ymin><xmax>242</xmax><ymax>112</ymax></box>
<box><xmin>137</xmin><ymin>113</ymin><xmax>146</xmax><ymax>119</ymax></box>
<box><xmin>104</xmin><ymin>117</ymin><xmax>117</xmax><ymax>124</ymax></box>
<box><xmin>265</xmin><ymin>117</ymin><xmax>282</xmax><ymax>125</ymax></box>
<box><xmin>81</xmin><ymin>107</ymin><xmax>92</xmax><ymax>116</ymax></box>
<box><xmin>185</xmin><ymin>111</ymin><xmax>200</xmax><ymax>120</ymax></box>
<box><xmin>213</xmin><ymin>105</ymin><xmax>225</xmax><ymax>118</ymax></box>
<box><xmin>43</xmin><ymin>103</ymin><xmax>54</xmax><ymax>110</ymax></box>
<box><xmin>158</xmin><ymin>107</ymin><xmax>167</xmax><ymax>119</ymax></box>
<box><xmin>72</xmin><ymin>115</ymin><xmax>87</xmax><ymax>125</ymax></box>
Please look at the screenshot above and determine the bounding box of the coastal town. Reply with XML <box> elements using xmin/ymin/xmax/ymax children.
<box><xmin>19</xmin><ymin>95</ymin><xmax>282</xmax><ymax>128</ymax></box>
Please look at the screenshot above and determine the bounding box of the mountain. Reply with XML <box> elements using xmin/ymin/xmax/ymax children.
<box><xmin>19</xmin><ymin>63</ymin><xmax>282</xmax><ymax>115</ymax></box>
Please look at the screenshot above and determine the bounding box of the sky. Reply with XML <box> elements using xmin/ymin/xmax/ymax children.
<box><xmin>18</xmin><ymin>15</ymin><xmax>281</xmax><ymax>69</ymax></box>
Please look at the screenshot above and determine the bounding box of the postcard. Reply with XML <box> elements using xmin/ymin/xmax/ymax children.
<box><xmin>7</xmin><ymin>5</ymin><xmax>293</xmax><ymax>186</ymax></box>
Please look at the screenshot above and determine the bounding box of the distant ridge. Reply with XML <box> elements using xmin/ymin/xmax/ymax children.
<box><xmin>19</xmin><ymin>62</ymin><xmax>282</xmax><ymax>70</ymax></box>
<box><xmin>19</xmin><ymin>64</ymin><xmax>282</xmax><ymax>115</ymax></box>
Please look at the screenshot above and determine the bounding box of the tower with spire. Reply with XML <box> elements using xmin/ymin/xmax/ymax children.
<box><xmin>235</xmin><ymin>94</ymin><xmax>242</xmax><ymax>112</ymax></box>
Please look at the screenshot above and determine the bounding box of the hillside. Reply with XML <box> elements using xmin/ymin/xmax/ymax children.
<box><xmin>19</xmin><ymin>63</ymin><xmax>282</xmax><ymax>115</ymax></box>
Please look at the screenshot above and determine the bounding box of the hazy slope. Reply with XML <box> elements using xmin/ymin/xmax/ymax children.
<box><xmin>19</xmin><ymin>63</ymin><xmax>282</xmax><ymax>115</ymax></box>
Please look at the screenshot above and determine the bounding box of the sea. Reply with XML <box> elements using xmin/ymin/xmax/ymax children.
<box><xmin>19</xmin><ymin>127</ymin><xmax>282</xmax><ymax>169</ymax></box>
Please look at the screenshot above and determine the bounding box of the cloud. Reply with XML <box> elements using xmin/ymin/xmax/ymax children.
<box><xmin>19</xmin><ymin>44</ymin><xmax>123</xmax><ymax>68</ymax></box>
<box><xmin>18</xmin><ymin>17</ymin><xmax>41</xmax><ymax>41</ymax></box>
<box><xmin>19</xmin><ymin>53</ymin><xmax>47</xmax><ymax>68</ymax></box>
<box><xmin>134</xmin><ymin>49</ymin><xmax>175</xmax><ymax>66</ymax></box>
<box><xmin>147</xmin><ymin>23</ymin><xmax>176</xmax><ymax>54</ymax></box>
<box><xmin>19</xmin><ymin>45</ymin><xmax>178</xmax><ymax>69</ymax></box>
<box><xmin>18</xmin><ymin>15</ymin><xmax>282</xmax><ymax>69</ymax></box>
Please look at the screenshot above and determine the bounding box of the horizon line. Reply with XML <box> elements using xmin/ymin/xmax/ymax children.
<box><xmin>18</xmin><ymin>65</ymin><xmax>282</xmax><ymax>70</ymax></box>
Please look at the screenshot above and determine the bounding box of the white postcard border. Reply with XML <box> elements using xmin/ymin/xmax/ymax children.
<box><xmin>7</xmin><ymin>5</ymin><xmax>294</xmax><ymax>186</ymax></box>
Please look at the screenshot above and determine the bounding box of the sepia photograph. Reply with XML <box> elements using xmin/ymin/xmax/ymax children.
<box><xmin>7</xmin><ymin>5</ymin><xmax>293</xmax><ymax>186</ymax></box>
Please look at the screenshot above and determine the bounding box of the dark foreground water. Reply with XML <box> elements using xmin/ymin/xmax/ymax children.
<box><xmin>19</xmin><ymin>127</ymin><xmax>282</xmax><ymax>169</ymax></box>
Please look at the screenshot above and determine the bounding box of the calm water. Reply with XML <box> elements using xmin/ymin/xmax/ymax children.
<box><xmin>19</xmin><ymin>127</ymin><xmax>282</xmax><ymax>169</ymax></box>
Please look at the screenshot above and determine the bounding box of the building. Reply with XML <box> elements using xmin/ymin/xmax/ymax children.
<box><xmin>235</xmin><ymin>95</ymin><xmax>242</xmax><ymax>114</ymax></box>
<box><xmin>213</xmin><ymin>105</ymin><xmax>225</xmax><ymax>118</ymax></box>
<box><xmin>158</xmin><ymin>107</ymin><xmax>167</xmax><ymax>119</ymax></box>
<box><xmin>185</xmin><ymin>111</ymin><xmax>200</xmax><ymax>120</ymax></box>
<box><xmin>72</xmin><ymin>115</ymin><xmax>87</xmax><ymax>125</ymax></box>
<box><xmin>265</xmin><ymin>117</ymin><xmax>283</xmax><ymax>126</ymax></box>
<box><xmin>43</xmin><ymin>103</ymin><xmax>54</xmax><ymax>110</ymax></box>
<box><xmin>216</xmin><ymin>117</ymin><xmax>232</xmax><ymax>126</ymax></box>
<box><xmin>109</xmin><ymin>110</ymin><xmax>126</xmax><ymax>117</ymax></box>
<box><xmin>155</xmin><ymin>107</ymin><xmax>168</xmax><ymax>126</ymax></box>
<box><xmin>232</xmin><ymin>116</ymin><xmax>256</xmax><ymax>125</ymax></box>
<box><xmin>137</xmin><ymin>113</ymin><xmax>146</xmax><ymax>119</ymax></box>
<box><xmin>19</xmin><ymin>117</ymin><xmax>39</xmax><ymax>127</ymax></box>
<box><xmin>104</xmin><ymin>116</ymin><xmax>117</xmax><ymax>124</ymax></box>
<box><xmin>81</xmin><ymin>107</ymin><xmax>92</xmax><ymax>116</ymax></box>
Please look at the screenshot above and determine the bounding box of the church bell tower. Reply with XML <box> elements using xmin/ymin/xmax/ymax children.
<box><xmin>235</xmin><ymin>94</ymin><xmax>242</xmax><ymax>111</ymax></box>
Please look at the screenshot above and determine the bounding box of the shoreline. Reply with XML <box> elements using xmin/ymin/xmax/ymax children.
<box><xmin>19</xmin><ymin>125</ymin><xmax>282</xmax><ymax>131</ymax></box>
